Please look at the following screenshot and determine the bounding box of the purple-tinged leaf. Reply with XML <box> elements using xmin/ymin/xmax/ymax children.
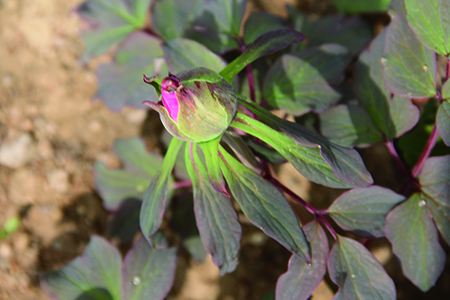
<box><xmin>385</xmin><ymin>193</ymin><xmax>446</xmax><ymax>291</ymax></box>
<box><xmin>236</xmin><ymin>101</ymin><xmax>373</xmax><ymax>188</ymax></box>
<box><xmin>405</xmin><ymin>0</ymin><xmax>450</xmax><ymax>56</ymax></box>
<box><xmin>328</xmin><ymin>186</ymin><xmax>405</xmax><ymax>238</ymax></box>
<box><xmin>276</xmin><ymin>221</ymin><xmax>328</xmax><ymax>300</ymax></box>
<box><xmin>332</xmin><ymin>0</ymin><xmax>390</xmax><ymax>14</ymax></box>
<box><xmin>220</xmin><ymin>29</ymin><xmax>307</xmax><ymax>83</ymax></box>
<box><xmin>287</xmin><ymin>7</ymin><xmax>372</xmax><ymax>55</ymax></box>
<box><xmin>222</xmin><ymin>129</ymin><xmax>261</xmax><ymax>172</ymax></box>
<box><xmin>219</xmin><ymin>146</ymin><xmax>310</xmax><ymax>262</ymax></box>
<box><xmin>96</xmin><ymin>32</ymin><xmax>167</xmax><ymax>111</ymax></box>
<box><xmin>152</xmin><ymin>0</ymin><xmax>204</xmax><ymax>40</ymax></box>
<box><xmin>437</xmin><ymin>100</ymin><xmax>450</xmax><ymax>146</ymax></box>
<box><xmin>108</xmin><ymin>198</ymin><xmax>141</xmax><ymax>243</ymax></box>
<box><xmin>121</xmin><ymin>237</ymin><xmax>177</xmax><ymax>300</ymax></box>
<box><xmin>263</xmin><ymin>44</ymin><xmax>352</xmax><ymax>116</ymax></box>
<box><xmin>419</xmin><ymin>155</ymin><xmax>450</xmax><ymax>245</ymax></box>
<box><xmin>76</xmin><ymin>0</ymin><xmax>152</xmax><ymax>60</ymax></box>
<box><xmin>443</xmin><ymin>78</ymin><xmax>450</xmax><ymax>99</ymax></box>
<box><xmin>319</xmin><ymin>104</ymin><xmax>383</xmax><ymax>147</ymax></box>
<box><xmin>185</xmin><ymin>143</ymin><xmax>241</xmax><ymax>274</ymax></box>
<box><xmin>140</xmin><ymin>137</ymin><xmax>184</xmax><ymax>247</ymax></box>
<box><xmin>382</xmin><ymin>0</ymin><xmax>437</xmax><ymax>98</ymax></box>
<box><xmin>328</xmin><ymin>236</ymin><xmax>396</xmax><ymax>300</ymax></box>
<box><xmin>198</xmin><ymin>136</ymin><xmax>229</xmax><ymax>196</ymax></box>
<box><xmin>95</xmin><ymin>137</ymin><xmax>167</xmax><ymax>210</ymax></box>
<box><xmin>184</xmin><ymin>29</ymin><xmax>239</xmax><ymax>54</ymax></box>
<box><xmin>41</xmin><ymin>236</ymin><xmax>122</xmax><ymax>300</ymax></box>
<box><xmin>243</xmin><ymin>13</ymin><xmax>288</xmax><ymax>45</ymax></box>
<box><xmin>162</xmin><ymin>38</ymin><xmax>226</xmax><ymax>73</ymax></box>
<box><xmin>354</xmin><ymin>29</ymin><xmax>420</xmax><ymax>140</ymax></box>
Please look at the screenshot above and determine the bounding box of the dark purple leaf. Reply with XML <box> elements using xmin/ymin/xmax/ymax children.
<box><xmin>121</xmin><ymin>237</ymin><xmax>177</xmax><ymax>300</ymax></box>
<box><xmin>263</xmin><ymin>44</ymin><xmax>352</xmax><ymax>116</ymax></box>
<box><xmin>243</xmin><ymin>13</ymin><xmax>288</xmax><ymax>45</ymax></box>
<box><xmin>152</xmin><ymin>0</ymin><xmax>205</xmax><ymax>40</ymax></box>
<box><xmin>41</xmin><ymin>236</ymin><xmax>122</xmax><ymax>300</ymax></box>
<box><xmin>96</xmin><ymin>32</ymin><xmax>166</xmax><ymax>111</ymax></box>
<box><xmin>162</xmin><ymin>38</ymin><xmax>226</xmax><ymax>73</ymax></box>
<box><xmin>140</xmin><ymin>138</ymin><xmax>184</xmax><ymax>247</ymax></box>
<box><xmin>185</xmin><ymin>144</ymin><xmax>242</xmax><ymax>274</ymax></box>
<box><xmin>220</xmin><ymin>147</ymin><xmax>310</xmax><ymax>262</ymax></box>
<box><xmin>95</xmin><ymin>137</ymin><xmax>167</xmax><ymax>210</ymax></box>
<box><xmin>382</xmin><ymin>0</ymin><xmax>437</xmax><ymax>98</ymax></box>
<box><xmin>385</xmin><ymin>193</ymin><xmax>446</xmax><ymax>291</ymax></box>
<box><xmin>437</xmin><ymin>100</ymin><xmax>450</xmax><ymax>146</ymax></box>
<box><xmin>328</xmin><ymin>236</ymin><xmax>396</xmax><ymax>300</ymax></box>
<box><xmin>319</xmin><ymin>104</ymin><xmax>383</xmax><ymax>147</ymax></box>
<box><xmin>419</xmin><ymin>155</ymin><xmax>450</xmax><ymax>245</ymax></box>
<box><xmin>220</xmin><ymin>29</ymin><xmax>307</xmax><ymax>83</ymax></box>
<box><xmin>276</xmin><ymin>221</ymin><xmax>328</xmax><ymax>300</ymax></box>
<box><xmin>328</xmin><ymin>186</ymin><xmax>405</xmax><ymax>238</ymax></box>
<box><xmin>76</xmin><ymin>0</ymin><xmax>152</xmax><ymax>60</ymax></box>
<box><xmin>108</xmin><ymin>198</ymin><xmax>141</xmax><ymax>243</ymax></box>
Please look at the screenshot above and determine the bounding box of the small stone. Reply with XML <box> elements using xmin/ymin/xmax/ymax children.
<box><xmin>0</xmin><ymin>133</ymin><xmax>36</xmax><ymax>168</ymax></box>
<box><xmin>37</xmin><ymin>139</ymin><xmax>54</xmax><ymax>159</ymax></box>
<box><xmin>0</xmin><ymin>244</ymin><xmax>12</xmax><ymax>259</ymax></box>
<box><xmin>8</xmin><ymin>169</ymin><xmax>37</xmax><ymax>205</ymax></box>
<box><xmin>88</xmin><ymin>121</ymin><xmax>102</xmax><ymax>132</ymax></box>
<box><xmin>47</xmin><ymin>169</ymin><xmax>69</xmax><ymax>192</ymax></box>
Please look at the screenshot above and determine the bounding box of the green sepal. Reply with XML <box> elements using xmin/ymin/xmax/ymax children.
<box><xmin>139</xmin><ymin>137</ymin><xmax>184</xmax><ymax>247</ymax></box>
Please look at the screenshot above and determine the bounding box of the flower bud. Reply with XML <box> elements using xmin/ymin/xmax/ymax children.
<box><xmin>144</xmin><ymin>67</ymin><xmax>238</xmax><ymax>143</ymax></box>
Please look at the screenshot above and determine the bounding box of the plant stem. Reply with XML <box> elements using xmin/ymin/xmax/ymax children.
<box><xmin>385</xmin><ymin>141</ymin><xmax>410</xmax><ymax>178</ymax></box>
<box><xmin>173</xmin><ymin>180</ymin><xmax>192</xmax><ymax>189</ymax></box>
<box><xmin>412</xmin><ymin>125</ymin><xmax>438</xmax><ymax>178</ymax></box>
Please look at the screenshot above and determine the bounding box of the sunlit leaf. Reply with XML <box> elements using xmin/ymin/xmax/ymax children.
<box><xmin>140</xmin><ymin>138</ymin><xmax>184</xmax><ymax>247</ymax></box>
<box><xmin>41</xmin><ymin>236</ymin><xmax>122</xmax><ymax>300</ymax></box>
<box><xmin>220</xmin><ymin>147</ymin><xmax>310</xmax><ymax>262</ymax></box>
<box><xmin>419</xmin><ymin>155</ymin><xmax>450</xmax><ymax>245</ymax></box>
<box><xmin>385</xmin><ymin>193</ymin><xmax>446</xmax><ymax>291</ymax></box>
<box><xmin>276</xmin><ymin>221</ymin><xmax>328</xmax><ymax>300</ymax></box>
<box><xmin>328</xmin><ymin>236</ymin><xmax>396</xmax><ymax>300</ymax></box>
<box><xmin>152</xmin><ymin>0</ymin><xmax>205</xmax><ymax>40</ymax></box>
<box><xmin>95</xmin><ymin>137</ymin><xmax>166</xmax><ymax>210</ymax></box>
<box><xmin>121</xmin><ymin>237</ymin><xmax>177</xmax><ymax>300</ymax></box>
<box><xmin>328</xmin><ymin>186</ymin><xmax>405</xmax><ymax>238</ymax></box>
<box><xmin>332</xmin><ymin>0</ymin><xmax>390</xmax><ymax>14</ymax></box>
<box><xmin>264</xmin><ymin>44</ymin><xmax>352</xmax><ymax>116</ymax></box>
<box><xmin>76</xmin><ymin>0</ymin><xmax>152</xmax><ymax>60</ymax></box>
<box><xmin>405</xmin><ymin>0</ymin><xmax>450</xmax><ymax>56</ymax></box>
<box><xmin>186</xmin><ymin>143</ymin><xmax>241</xmax><ymax>274</ymax></box>
<box><xmin>96</xmin><ymin>32</ymin><xmax>166</xmax><ymax>110</ymax></box>
<box><xmin>198</xmin><ymin>136</ymin><xmax>229</xmax><ymax>196</ymax></box>
<box><xmin>162</xmin><ymin>38</ymin><xmax>226</xmax><ymax>73</ymax></box>
<box><xmin>382</xmin><ymin>0</ymin><xmax>437</xmax><ymax>98</ymax></box>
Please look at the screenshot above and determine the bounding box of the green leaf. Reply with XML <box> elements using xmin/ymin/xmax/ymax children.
<box><xmin>140</xmin><ymin>137</ymin><xmax>184</xmax><ymax>247</ymax></box>
<box><xmin>184</xmin><ymin>29</ymin><xmax>239</xmax><ymax>54</ymax></box>
<box><xmin>319</xmin><ymin>104</ymin><xmax>384</xmax><ymax>147</ymax></box>
<box><xmin>0</xmin><ymin>216</ymin><xmax>20</xmax><ymax>240</ymax></box>
<box><xmin>162</xmin><ymin>38</ymin><xmax>226</xmax><ymax>73</ymax></box>
<box><xmin>220</xmin><ymin>29</ymin><xmax>306</xmax><ymax>83</ymax></box>
<box><xmin>222</xmin><ymin>129</ymin><xmax>261</xmax><ymax>171</ymax></box>
<box><xmin>219</xmin><ymin>146</ymin><xmax>310</xmax><ymax>262</ymax></box>
<box><xmin>419</xmin><ymin>155</ymin><xmax>450</xmax><ymax>245</ymax></box>
<box><xmin>202</xmin><ymin>0</ymin><xmax>247</xmax><ymax>37</ymax></box>
<box><xmin>385</xmin><ymin>193</ymin><xmax>446</xmax><ymax>291</ymax></box>
<box><xmin>437</xmin><ymin>100</ymin><xmax>450</xmax><ymax>146</ymax></box>
<box><xmin>41</xmin><ymin>236</ymin><xmax>122</xmax><ymax>300</ymax></box>
<box><xmin>328</xmin><ymin>186</ymin><xmax>405</xmax><ymax>238</ymax></box>
<box><xmin>247</xmin><ymin>139</ymin><xmax>287</xmax><ymax>164</ymax></box>
<box><xmin>443</xmin><ymin>78</ymin><xmax>450</xmax><ymax>99</ymax></box>
<box><xmin>276</xmin><ymin>221</ymin><xmax>328</xmax><ymax>300</ymax></box>
<box><xmin>354</xmin><ymin>29</ymin><xmax>420</xmax><ymax>140</ymax></box>
<box><xmin>94</xmin><ymin>137</ymin><xmax>167</xmax><ymax>210</ymax></box>
<box><xmin>185</xmin><ymin>143</ymin><xmax>242</xmax><ymax>274</ymax></box>
<box><xmin>405</xmin><ymin>0</ymin><xmax>450</xmax><ymax>56</ymax></box>
<box><xmin>236</xmin><ymin>101</ymin><xmax>373</xmax><ymax>188</ymax></box>
<box><xmin>108</xmin><ymin>198</ymin><xmax>141</xmax><ymax>243</ymax></box>
<box><xmin>264</xmin><ymin>44</ymin><xmax>352</xmax><ymax>116</ymax></box>
<box><xmin>382</xmin><ymin>0</ymin><xmax>437</xmax><ymax>98</ymax></box>
<box><xmin>76</xmin><ymin>0</ymin><xmax>152</xmax><ymax>60</ymax></box>
<box><xmin>332</xmin><ymin>0</ymin><xmax>390</xmax><ymax>14</ymax></box>
<box><xmin>96</xmin><ymin>32</ymin><xmax>166</xmax><ymax>111</ymax></box>
<box><xmin>152</xmin><ymin>0</ymin><xmax>205</xmax><ymax>40</ymax></box>
<box><xmin>121</xmin><ymin>237</ymin><xmax>177</xmax><ymax>300</ymax></box>
<box><xmin>328</xmin><ymin>236</ymin><xmax>396</xmax><ymax>300</ymax></box>
<box><xmin>287</xmin><ymin>7</ymin><xmax>373</xmax><ymax>55</ymax></box>
<box><xmin>198</xmin><ymin>136</ymin><xmax>229</xmax><ymax>196</ymax></box>
<box><xmin>243</xmin><ymin>13</ymin><xmax>288</xmax><ymax>45</ymax></box>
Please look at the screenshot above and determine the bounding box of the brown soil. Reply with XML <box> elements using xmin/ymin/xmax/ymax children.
<box><xmin>0</xmin><ymin>0</ymin><xmax>449</xmax><ymax>300</ymax></box>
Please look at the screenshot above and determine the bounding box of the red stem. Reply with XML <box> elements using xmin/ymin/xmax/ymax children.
<box><xmin>173</xmin><ymin>180</ymin><xmax>192</xmax><ymax>189</ymax></box>
<box><xmin>385</xmin><ymin>141</ymin><xmax>410</xmax><ymax>178</ymax></box>
<box><xmin>412</xmin><ymin>125</ymin><xmax>439</xmax><ymax>178</ymax></box>
<box><xmin>246</xmin><ymin>64</ymin><xmax>256</xmax><ymax>102</ymax></box>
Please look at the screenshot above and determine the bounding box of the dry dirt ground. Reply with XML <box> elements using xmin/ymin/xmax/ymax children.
<box><xmin>0</xmin><ymin>0</ymin><xmax>449</xmax><ymax>300</ymax></box>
